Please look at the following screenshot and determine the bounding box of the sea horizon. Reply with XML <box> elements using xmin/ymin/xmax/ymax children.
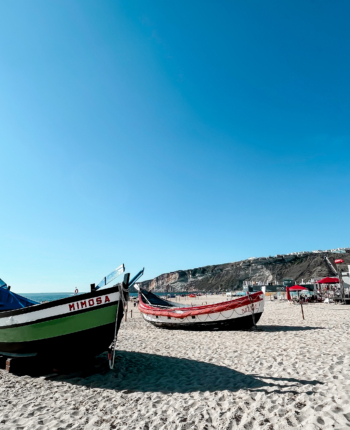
<box><xmin>18</xmin><ymin>291</ymin><xmax>191</xmax><ymax>303</ymax></box>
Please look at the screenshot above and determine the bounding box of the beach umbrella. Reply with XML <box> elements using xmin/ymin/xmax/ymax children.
<box><xmin>286</xmin><ymin>286</ymin><xmax>291</xmax><ymax>300</ymax></box>
<box><xmin>317</xmin><ymin>277</ymin><xmax>339</xmax><ymax>284</ymax></box>
<box><xmin>289</xmin><ymin>285</ymin><xmax>307</xmax><ymax>320</ymax></box>
<box><xmin>289</xmin><ymin>286</ymin><xmax>308</xmax><ymax>301</ymax></box>
<box><xmin>289</xmin><ymin>285</ymin><xmax>308</xmax><ymax>291</ymax></box>
<box><xmin>335</xmin><ymin>259</ymin><xmax>344</xmax><ymax>264</ymax></box>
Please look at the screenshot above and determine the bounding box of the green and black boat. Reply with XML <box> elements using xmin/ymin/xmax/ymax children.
<box><xmin>0</xmin><ymin>265</ymin><xmax>144</xmax><ymax>366</ymax></box>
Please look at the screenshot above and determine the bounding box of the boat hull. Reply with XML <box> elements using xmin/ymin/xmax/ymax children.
<box><xmin>0</xmin><ymin>286</ymin><xmax>122</xmax><ymax>361</ymax></box>
<box><xmin>139</xmin><ymin>291</ymin><xmax>265</xmax><ymax>331</ymax></box>
<box><xmin>142</xmin><ymin>311</ymin><xmax>263</xmax><ymax>330</ymax></box>
<box><xmin>0</xmin><ymin>322</ymin><xmax>116</xmax><ymax>359</ymax></box>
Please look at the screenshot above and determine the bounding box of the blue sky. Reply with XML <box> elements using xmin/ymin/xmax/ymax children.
<box><xmin>1</xmin><ymin>1</ymin><xmax>349</xmax><ymax>292</ymax></box>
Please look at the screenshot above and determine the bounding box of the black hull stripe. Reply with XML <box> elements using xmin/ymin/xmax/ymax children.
<box><xmin>0</xmin><ymin>322</ymin><xmax>117</xmax><ymax>359</ymax></box>
<box><xmin>146</xmin><ymin>312</ymin><xmax>263</xmax><ymax>331</ymax></box>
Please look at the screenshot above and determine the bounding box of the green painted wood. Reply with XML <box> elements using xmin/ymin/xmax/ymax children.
<box><xmin>0</xmin><ymin>304</ymin><xmax>118</xmax><ymax>343</ymax></box>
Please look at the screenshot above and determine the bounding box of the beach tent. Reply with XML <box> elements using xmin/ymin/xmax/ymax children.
<box><xmin>317</xmin><ymin>277</ymin><xmax>339</xmax><ymax>284</ymax></box>
<box><xmin>286</xmin><ymin>287</ymin><xmax>291</xmax><ymax>300</ymax></box>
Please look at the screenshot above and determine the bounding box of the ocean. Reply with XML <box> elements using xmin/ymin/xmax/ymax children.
<box><xmin>19</xmin><ymin>293</ymin><xmax>76</xmax><ymax>303</ymax></box>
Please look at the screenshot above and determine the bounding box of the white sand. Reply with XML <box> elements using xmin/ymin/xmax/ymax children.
<box><xmin>1</xmin><ymin>296</ymin><xmax>350</xmax><ymax>429</ymax></box>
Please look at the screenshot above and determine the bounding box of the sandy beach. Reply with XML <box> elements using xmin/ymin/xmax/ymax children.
<box><xmin>1</xmin><ymin>296</ymin><xmax>350</xmax><ymax>429</ymax></box>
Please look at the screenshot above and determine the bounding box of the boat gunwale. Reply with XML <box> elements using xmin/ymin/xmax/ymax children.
<box><xmin>0</xmin><ymin>285</ymin><xmax>120</xmax><ymax>319</ymax></box>
<box><xmin>139</xmin><ymin>291</ymin><xmax>264</xmax><ymax>318</ymax></box>
<box><xmin>0</xmin><ymin>301</ymin><xmax>118</xmax><ymax>330</ymax></box>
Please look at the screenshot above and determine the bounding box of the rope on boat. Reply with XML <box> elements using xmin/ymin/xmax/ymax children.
<box><xmin>247</xmin><ymin>292</ymin><xmax>257</xmax><ymax>329</ymax></box>
<box><xmin>139</xmin><ymin>293</ymin><xmax>262</xmax><ymax>323</ymax></box>
<box><xmin>141</xmin><ymin>296</ymin><xmax>250</xmax><ymax>317</ymax></box>
<box><xmin>108</xmin><ymin>283</ymin><xmax>128</xmax><ymax>370</ymax></box>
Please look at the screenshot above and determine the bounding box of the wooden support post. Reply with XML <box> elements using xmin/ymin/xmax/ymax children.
<box><xmin>6</xmin><ymin>358</ymin><xmax>12</xmax><ymax>373</ymax></box>
<box><xmin>130</xmin><ymin>309</ymin><xmax>132</xmax><ymax>318</ymax></box>
<box><xmin>301</xmin><ymin>302</ymin><xmax>305</xmax><ymax>320</ymax></box>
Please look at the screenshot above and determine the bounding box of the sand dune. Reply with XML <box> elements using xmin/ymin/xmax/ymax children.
<box><xmin>0</xmin><ymin>297</ymin><xmax>350</xmax><ymax>429</ymax></box>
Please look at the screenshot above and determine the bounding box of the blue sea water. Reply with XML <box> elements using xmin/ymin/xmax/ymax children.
<box><xmin>19</xmin><ymin>293</ymin><xmax>75</xmax><ymax>303</ymax></box>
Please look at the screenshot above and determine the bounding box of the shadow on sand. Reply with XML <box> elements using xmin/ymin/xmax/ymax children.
<box><xmin>257</xmin><ymin>325</ymin><xmax>325</xmax><ymax>332</ymax></box>
<box><xmin>40</xmin><ymin>351</ymin><xmax>323</xmax><ymax>395</ymax></box>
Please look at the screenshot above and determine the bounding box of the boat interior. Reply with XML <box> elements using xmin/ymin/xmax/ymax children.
<box><xmin>139</xmin><ymin>288</ymin><xmax>191</xmax><ymax>308</ymax></box>
<box><xmin>0</xmin><ymin>279</ymin><xmax>38</xmax><ymax>311</ymax></box>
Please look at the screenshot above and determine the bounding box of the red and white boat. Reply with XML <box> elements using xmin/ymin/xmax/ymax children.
<box><xmin>136</xmin><ymin>288</ymin><xmax>265</xmax><ymax>330</ymax></box>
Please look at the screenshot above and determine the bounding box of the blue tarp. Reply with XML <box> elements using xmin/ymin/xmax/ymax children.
<box><xmin>0</xmin><ymin>279</ymin><xmax>39</xmax><ymax>311</ymax></box>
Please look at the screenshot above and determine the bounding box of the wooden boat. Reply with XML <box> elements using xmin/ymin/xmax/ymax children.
<box><xmin>0</xmin><ymin>266</ymin><xmax>144</xmax><ymax>366</ymax></box>
<box><xmin>137</xmin><ymin>288</ymin><xmax>265</xmax><ymax>330</ymax></box>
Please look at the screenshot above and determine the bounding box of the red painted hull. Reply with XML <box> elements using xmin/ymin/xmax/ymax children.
<box><xmin>138</xmin><ymin>291</ymin><xmax>265</xmax><ymax>330</ymax></box>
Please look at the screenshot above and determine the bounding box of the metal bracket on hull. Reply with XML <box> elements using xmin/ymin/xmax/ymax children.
<box><xmin>108</xmin><ymin>269</ymin><xmax>145</xmax><ymax>370</ymax></box>
<box><xmin>247</xmin><ymin>293</ymin><xmax>257</xmax><ymax>329</ymax></box>
<box><xmin>108</xmin><ymin>274</ymin><xmax>130</xmax><ymax>370</ymax></box>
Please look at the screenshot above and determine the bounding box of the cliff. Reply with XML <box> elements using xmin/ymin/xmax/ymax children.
<box><xmin>135</xmin><ymin>250</ymin><xmax>350</xmax><ymax>293</ymax></box>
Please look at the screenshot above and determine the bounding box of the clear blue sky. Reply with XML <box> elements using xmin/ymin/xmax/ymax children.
<box><xmin>1</xmin><ymin>1</ymin><xmax>349</xmax><ymax>292</ymax></box>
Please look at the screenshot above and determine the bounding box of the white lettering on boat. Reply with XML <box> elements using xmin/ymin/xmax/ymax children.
<box><xmin>69</xmin><ymin>295</ymin><xmax>112</xmax><ymax>312</ymax></box>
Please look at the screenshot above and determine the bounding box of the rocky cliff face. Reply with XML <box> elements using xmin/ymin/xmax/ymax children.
<box><xmin>136</xmin><ymin>252</ymin><xmax>350</xmax><ymax>292</ymax></box>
